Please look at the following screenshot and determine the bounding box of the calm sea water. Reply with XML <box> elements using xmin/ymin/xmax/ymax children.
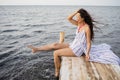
<box><xmin>0</xmin><ymin>5</ymin><xmax>120</xmax><ymax>80</ymax></box>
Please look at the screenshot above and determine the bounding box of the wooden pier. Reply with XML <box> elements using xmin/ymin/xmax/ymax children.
<box><xmin>59</xmin><ymin>56</ymin><xmax>120</xmax><ymax>80</ymax></box>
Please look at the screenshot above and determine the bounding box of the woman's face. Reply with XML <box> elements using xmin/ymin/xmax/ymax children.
<box><xmin>76</xmin><ymin>13</ymin><xmax>84</xmax><ymax>23</ymax></box>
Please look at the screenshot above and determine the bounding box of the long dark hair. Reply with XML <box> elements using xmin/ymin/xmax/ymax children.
<box><xmin>78</xmin><ymin>8</ymin><xmax>97</xmax><ymax>41</ymax></box>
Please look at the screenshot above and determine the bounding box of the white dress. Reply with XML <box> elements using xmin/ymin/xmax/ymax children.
<box><xmin>69</xmin><ymin>28</ymin><xmax>120</xmax><ymax>65</ymax></box>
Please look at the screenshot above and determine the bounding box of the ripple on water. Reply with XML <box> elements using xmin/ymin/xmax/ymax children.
<box><xmin>9</xmin><ymin>41</ymin><xmax>18</xmax><ymax>44</ymax></box>
<box><xmin>19</xmin><ymin>35</ymin><xmax>31</xmax><ymax>38</ymax></box>
<box><xmin>33</xmin><ymin>30</ymin><xmax>43</xmax><ymax>33</ymax></box>
<box><xmin>2</xmin><ymin>29</ymin><xmax>18</xmax><ymax>33</ymax></box>
<box><xmin>0</xmin><ymin>48</ymin><xmax>19</xmax><ymax>60</ymax></box>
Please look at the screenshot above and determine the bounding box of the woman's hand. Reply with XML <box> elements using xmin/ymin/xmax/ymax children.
<box><xmin>67</xmin><ymin>9</ymin><xmax>80</xmax><ymax>26</ymax></box>
<box><xmin>85</xmin><ymin>53</ymin><xmax>90</xmax><ymax>61</ymax></box>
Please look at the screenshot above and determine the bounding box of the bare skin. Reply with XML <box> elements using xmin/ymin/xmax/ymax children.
<box><xmin>27</xmin><ymin>42</ymin><xmax>69</xmax><ymax>53</ymax></box>
<box><xmin>28</xmin><ymin>9</ymin><xmax>91</xmax><ymax>77</ymax></box>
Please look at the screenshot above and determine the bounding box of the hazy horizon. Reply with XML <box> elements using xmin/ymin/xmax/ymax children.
<box><xmin>0</xmin><ymin>0</ymin><xmax>120</xmax><ymax>6</ymax></box>
<box><xmin>0</xmin><ymin>5</ymin><xmax>119</xmax><ymax>7</ymax></box>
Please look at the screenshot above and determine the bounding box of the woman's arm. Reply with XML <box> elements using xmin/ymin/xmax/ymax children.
<box><xmin>67</xmin><ymin>11</ymin><xmax>78</xmax><ymax>26</ymax></box>
<box><xmin>85</xmin><ymin>26</ymin><xmax>91</xmax><ymax>61</ymax></box>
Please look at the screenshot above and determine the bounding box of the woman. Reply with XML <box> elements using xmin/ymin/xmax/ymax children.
<box><xmin>28</xmin><ymin>8</ymin><xmax>120</xmax><ymax>78</ymax></box>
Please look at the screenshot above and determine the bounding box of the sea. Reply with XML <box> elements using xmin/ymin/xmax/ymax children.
<box><xmin>0</xmin><ymin>5</ymin><xmax>120</xmax><ymax>80</ymax></box>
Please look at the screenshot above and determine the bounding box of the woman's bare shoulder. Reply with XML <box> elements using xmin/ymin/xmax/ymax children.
<box><xmin>84</xmin><ymin>24</ymin><xmax>90</xmax><ymax>33</ymax></box>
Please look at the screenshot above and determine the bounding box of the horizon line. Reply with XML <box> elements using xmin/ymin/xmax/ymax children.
<box><xmin>0</xmin><ymin>4</ymin><xmax>120</xmax><ymax>7</ymax></box>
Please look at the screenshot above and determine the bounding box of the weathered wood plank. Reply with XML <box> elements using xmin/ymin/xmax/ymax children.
<box><xmin>59</xmin><ymin>56</ymin><xmax>120</xmax><ymax>80</ymax></box>
<box><xmin>59</xmin><ymin>57</ymin><xmax>72</xmax><ymax>80</ymax></box>
<box><xmin>72</xmin><ymin>57</ymin><xmax>88</xmax><ymax>80</ymax></box>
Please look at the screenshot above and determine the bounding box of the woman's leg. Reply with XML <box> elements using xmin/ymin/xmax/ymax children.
<box><xmin>27</xmin><ymin>42</ymin><xmax>69</xmax><ymax>53</ymax></box>
<box><xmin>53</xmin><ymin>47</ymin><xmax>76</xmax><ymax>77</ymax></box>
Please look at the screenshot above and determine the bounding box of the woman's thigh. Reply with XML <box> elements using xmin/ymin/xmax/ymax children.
<box><xmin>54</xmin><ymin>48</ymin><xmax>77</xmax><ymax>57</ymax></box>
<box><xmin>52</xmin><ymin>42</ymin><xmax>69</xmax><ymax>49</ymax></box>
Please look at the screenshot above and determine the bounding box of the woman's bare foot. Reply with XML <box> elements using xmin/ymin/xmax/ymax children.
<box><xmin>27</xmin><ymin>45</ymin><xmax>38</xmax><ymax>53</ymax></box>
<box><xmin>54</xmin><ymin>70</ymin><xmax>59</xmax><ymax>77</ymax></box>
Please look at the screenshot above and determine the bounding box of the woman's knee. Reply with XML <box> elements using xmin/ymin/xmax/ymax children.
<box><xmin>53</xmin><ymin>50</ymin><xmax>59</xmax><ymax>57</ymax></box>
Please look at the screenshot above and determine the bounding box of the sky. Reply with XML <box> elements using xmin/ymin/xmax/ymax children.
<box><xmin>0</xmin><ymin>0</ymin><xmax>120</xmax><ymax>6</ymax></box>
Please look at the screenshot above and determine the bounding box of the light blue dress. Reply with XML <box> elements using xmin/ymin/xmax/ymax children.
<box><xmin>69</xmin><ymin>28</ymin><xmax>120</xmax><ymax>65</ymax></box>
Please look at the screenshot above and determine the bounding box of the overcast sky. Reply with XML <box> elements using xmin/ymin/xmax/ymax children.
<box><xmin>0</xmin><ymin>0</ymin><xmax>120</xmax><ymax>6</ymax></box>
